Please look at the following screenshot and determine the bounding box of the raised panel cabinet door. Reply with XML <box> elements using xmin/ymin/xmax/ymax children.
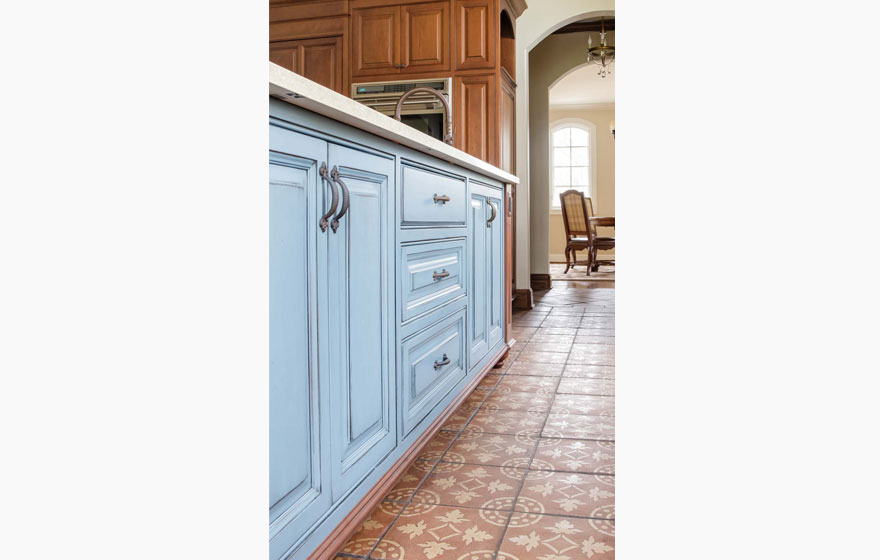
<box><xmin>455</xmin><ymin>0</ymin><xmax>495</xmax><ymax>70</ymax></box>
<box><xmin>271</xmin><ymin>36</ymin><xmax>345</xmax><ymax>94</ymax></box>
<box><xmin>401</xmin><ymin>1</ymin><xmax>450</xmax><ymax>73</ymax></box>
<box><xmin>352</xmin><ymin>5</ymin><xmax>400</xmax><ymax>77</ymax></box>
<box><xmin>486</xmin><ymin>189</ymin><xmax>504</xmax><ymax>349</ymax></box>
<box><xmin>453</xmin><ymin>74</ymin><xmax>497</xmax><ymax>165</ymax></box>
<box><xmin>326</xmin><ymin>142</ymin><xmax>397</xmax><ymax>500</ymax></box>
<box><xmin>269</xmin><ymin>124</ymin><xmax>332</xmax><ymax>560</ymax></box>
<box><xmin>469</xmin><ymin>192</ymin><xmax>489</xmax><ymax>367</ymax></box>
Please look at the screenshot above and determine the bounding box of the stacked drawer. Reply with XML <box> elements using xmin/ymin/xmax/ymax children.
<box><xmin>397</xmin><ymin>160</ymin><xmax>469</xmax><ymax>437</ymax></box>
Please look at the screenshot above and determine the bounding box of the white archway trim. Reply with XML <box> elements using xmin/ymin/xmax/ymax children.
<box><xmin>548</xmin><ymin>118</ymin><xmax>599</xmax><ymax>211</ymax></box>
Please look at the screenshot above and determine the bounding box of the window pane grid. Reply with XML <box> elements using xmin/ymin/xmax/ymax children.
<box><xmin>551</xmin><ymin>126</ymin><xmax>591</xmax><ymax>208</ymax></box>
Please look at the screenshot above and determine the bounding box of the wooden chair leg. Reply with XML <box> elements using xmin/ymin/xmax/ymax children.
<box><xmin>584</xmin><ymin>246</ymin><xmax>593</xmax><ymax>276</ymax></box>
<box><xmin>591</xmin><ymin>247</ymin><xmax>599</xmax><ymax>272</ymax></box>
<box><xmin>563</xmin><ymin>246</ymin><xmax>571</xmax><ymax>273</ymax></box>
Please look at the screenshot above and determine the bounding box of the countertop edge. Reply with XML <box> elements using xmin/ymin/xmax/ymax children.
<box><xmin>269</xmin><ymin>63</ymin><xmax>519</xmax><ymax>185</ymax></box>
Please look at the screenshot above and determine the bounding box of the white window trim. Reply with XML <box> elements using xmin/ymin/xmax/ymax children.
<box><xmin>549</xmin><ymin>119</ymin><xmax>598</xmax><ymax>214</ymax></box>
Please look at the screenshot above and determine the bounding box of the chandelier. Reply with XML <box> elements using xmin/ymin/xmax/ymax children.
<box><xmin>587</xmin><ymin>17</ymin><xmax>614</xmax><ymax>78</ymax></box>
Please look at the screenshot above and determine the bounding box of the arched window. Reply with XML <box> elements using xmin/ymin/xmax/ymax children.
<box><xmin>550</xmin><ymin>122</ymin><xmax>596</xmax><ymax>209</ymax></box>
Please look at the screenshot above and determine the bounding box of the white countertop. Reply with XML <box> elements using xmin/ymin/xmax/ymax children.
<box><xmin>269</xmin><ymin>63</ymin><xmax>519</xmax><ymax>185</ymax></box>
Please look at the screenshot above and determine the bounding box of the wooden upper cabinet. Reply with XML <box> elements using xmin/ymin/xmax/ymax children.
<box><xmin>401</xmin><ymin>1</ymin><xmax>450</xmax><ymax>73</ymax></box>
<box><xmin>352</xmin><ymin>5</ymin><xmax>400</xmax><ymax>77</ymax></box>
<box><xmin>456</xmin><ymin>0</ymin><xmax>495</xmax><ymax>70</ymax></box>
<box><xmin>271</xmin><ymin>36</ymin><xmax>345</xmax><ymax>94</ymax></box>
<box><xmin>454</xmin><ymin>73</ymin><xmax>497</xmax><ymax>165</ymax></box>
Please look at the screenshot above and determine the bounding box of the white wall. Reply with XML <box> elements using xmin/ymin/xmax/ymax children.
<box><xmin>514</xmin><ymin>0</ymin><xmax>615</xmax><ymax>287</ymax></box>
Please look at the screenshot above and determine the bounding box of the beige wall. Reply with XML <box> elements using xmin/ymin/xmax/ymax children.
<box><xmin>528</xmin><ymin>30</ymin><xmax>615</xmax><ymax>274</ymax></box>
<box><xmin>548</xmin><ymin>106</ymin><xmax>615</xmax><ymax>262</ymax></box>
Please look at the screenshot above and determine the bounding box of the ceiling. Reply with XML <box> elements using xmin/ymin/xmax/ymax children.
<box><xmin>549</xmin><ymin>63</ymin><xmax>615</xmax><ymax>106</ymax></box>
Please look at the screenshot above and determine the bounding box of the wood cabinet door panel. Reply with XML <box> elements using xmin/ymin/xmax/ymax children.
<box><xmin>326</xmin><ymin>143</ymin><xmax>397</xmax><ymax>501</ymax></box>
<box><xmin>352</xmin><ymin>6</ymin><xmax>400</xmax><ymax>77</ymax></box>
<box><xmin>271</xmin><ymin>36</ymin><xmax>344</xmax><ymax>94</ymax></box>
<box><xmin>454</xmin><ymin>74</ymin><xmax>497</xmax><ymax>165</ymax></box>
<box><xmin>401</xmin><ymin>1</ymin><xmax>450</xmax><ymax>73</ymax></box>
<box><xmin>455</xmin><ymin>0</ymin><xmax>494</xmax><ymax>70</ymax></box>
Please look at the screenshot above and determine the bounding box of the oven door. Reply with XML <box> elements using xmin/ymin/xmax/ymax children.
<box><xmin>399</xmin><ymin>113</ymin><xmax>444</xmax><ymax>142</ymax></box>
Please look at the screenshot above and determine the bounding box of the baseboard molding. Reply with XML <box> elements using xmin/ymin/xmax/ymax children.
<box><xmin>513</xmin><ymin>289</ymin><xmax>534</xmax><ymax>310</ymax></box>
<box><xmin>530</xmin><ymin>273</ymin><xmax>551</xmax><ymax>292</ymax></box>
<box><xmin>307</xmin><ymin>343</ymin><xmax>511</xmax><ymax>560</ymax></box>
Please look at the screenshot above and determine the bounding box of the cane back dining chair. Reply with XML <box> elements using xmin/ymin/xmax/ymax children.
<box><xmin>559</xmin><ymin>189</ymin><xmax>615</xmax><ymax>275</ymax></box>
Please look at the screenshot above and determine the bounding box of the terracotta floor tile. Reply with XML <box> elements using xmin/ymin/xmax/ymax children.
<box><xmin>550</xmin><ymin>395</ymin><xmax>614</xmax><ymax>417</ymax></box>
<box><xmin>339</xmin><ymin>503</ymin><xmax>402</xmax><ymax>557</ymax></box>
<box><xmin>441</xmin><ymin>410</ymin><xmax>475</xmax><ymax>432</ymax></box>
<box><xmin>481</xmin><ymin>391</ymin><xmax>554</xmax><ymax>412</ymax></box>
<box><xmin>372</xmin><ymin>504</ymin><xmax>509</xmax><ymax>560</ymax></box>
<box><xmin>468</xmin><ymin>407</ymin><xmax>546</xmax><ymax>436</ymax></box>
<box><xmin>494</xmin><ymin>375</ymin><xmax>560</xmax><ymax>395</ymax></box>
<box><xmin>460</xmin><ymin>391</ymin><xmax>488</xmax><ymax>413</ymax></box>
<box><xmin>474</xmin><ymin>374</ymin><xmax>502</xmax><ymax>393</ymax></box>
<box><xmin>573</xmin><ymin>336</ymin><xmax>614</xmax><ymax>345</ymax></box>
<box><xmin>415</xmin><ymin>431</ymin><xmax>460</xmax><ymax>466</ymax></box>
<box><xmin>533</xmin><ymin>327</ymin><xmax>578</xmax><ymax>336</ymax></box>
<box><xmin>542</xmin><ymin>414</ymin><xmax>614</xmax><ymax>441</ymax></box>
<box><xmin>562</xmin><ymin>365</ymin><xmax>615</xmax><ymax>379</ymax></box>
<box><xmin>443</xmin><ymin>432</ymin><xmax>538</xmax><ymax>468</ymax></box>
<box><xmin>566</xmin><ymin>352</ymin><xmax>614</xmax><ymax>366</ymax></box>
<box><xmin>528</xmin><ymin>334</ymin><xmax>576</xmax><ymax>345</ymax></box>
<box><xmin>498</xmin><ymin>514</ymin><xmax>614</xmax><ymax>560</ymax></box>
<box><xmin>522</xmin><ymin>342</ymin><xmax>572</xmax><ymax>354</ymax></box>
<box><xmin>504</xmin><ymin>362</ymin><xmax>565</xmax><ymax>377</ymax></box>
<box><xmin>531</xmin><ymin>438</ymin><xmax>615</xmax><ymax>474</ymax></box>
<box><xmin>411</xmin><ymin>465</ymin><xmax>527</xmax><ymax>510</ymax></box>
<box><xmin>515</xmin><ymin>470</ymin><xmax>614</xmax><ymax>518</ymax></box>
<box><xmin>513</xmin><ymin>351</ymin><xmax>568</xmax><ymax>364</ymax></box>
<box><xmin>383</xmin><ymin>463</ymin><xmax>433</xmax><ymax>502</ymax></box>
<box><xmin>557</xmin><ymin>378</ymin><xmax>615</xmax><ymax>396</ymax></box>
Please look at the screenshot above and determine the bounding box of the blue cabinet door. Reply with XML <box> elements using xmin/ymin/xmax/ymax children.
<box><xmin>469</xmin><ymin>191</ymin><xmax>489</xmax><ymax>367</ymax></box>
<box><xmin>469</xmin><ymin>183</ymin><xmax>505</xmax><ymax>369</ymax></box>
<box><xmin>326</xmin><ymin>142</ymin><xmax>397</xmax><ymax>500</ymax></box>
<box><xmin>269</xmin><ymin>124</ymin><xmax>333</xmax><ymax>560</ymax></box>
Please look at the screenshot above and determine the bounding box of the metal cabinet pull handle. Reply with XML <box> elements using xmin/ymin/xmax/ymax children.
<box><xmin>330</xmin><ymin>166</ymin><xmax>350</xmax><ymax>233</ymax></box>
<box><xmin>433</xmin><ymin>269</ymin><xmax>450</xmax><ymax>281</ymax></box>
<box><xmin>434</xmin><ymin>193</ymin><xmax>450</xmax><ymax>204</ymax></box>
<box><xmin>319</xmin><ymin>163</ymin><xmax>338</xmax><ymax>232</ymax></box>
<box><xmin>434</xmin><ymin>354</ymin><xmax>451</xmax><ymax>370</ymax></box>
<box><xmin>486</xmin><ymin>201</ymin><xmax>497</xmax><ymax>227</ymax></box>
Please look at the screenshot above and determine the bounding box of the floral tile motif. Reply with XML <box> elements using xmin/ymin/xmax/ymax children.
<box><xmin>481</xmin><ymin>391</ymin><xmax>554</xmax><ymax>413</ymax></box>
<box><xmin>528</xmin><ymin>334</ymin><xmax>576</xmax><ymax>345</ymax></box>
<box><xmin>467</xmin><ymin>407</ymin><xmax>546</xmax><ymax>436</ymax></box>
<box><xmin>532</xmin><ymin>438</ymin><xmax>614</xmax><ymax>474</ymax></box>
<box><xmin>504</xmin><ymin>362</ymin><xmax>565</xmax><ymax>377</ymax></box>
<box><xmin>460</xmin><ymin>391</ymin><xmax>489</xmax><ymax>413</ymax></box>
<box><xmin>557</xmin><ymin>378</ymin><xmax>615</xmax><ymax>396</ymax></box>
<box><xmin>474</xmin><ymin>374</ymin><xmax>502</xmax><ymax>393</ymax></box>
<box><xmin>383</xmin><ymin>463</ymin><xmax>432</xmax><ymax>502</ymax></box>
<box><xmin>514</xmin><ymin>351</ymin><xmax>568</xmax><ymax>364</ymax></box>
<box><xmin>522</xmin><ymin>342</ymin><xmax>572</xmax><ymax>354</ymax></box>
<box><xmin>339</xmin><ymin>505</ymin><xmax>400</xmax><ymax>557</ymax></box>
<box><xmin>441</xmin><ymin>410</ymin><xmax>475</xmax><ymax>432</ymax></box>
<box><xmin>443</xmin><ymin>432</ymin><xmax>537</xmax><ymax>468</ymax></box>
<box><xmin>412</xmin><ymin>465</ymin><xmax>526</xmax><ymax>510</ymax></box>
<box><xmin>542</xmin><ymin>414</ymin><xmax>615</xmax><ymax>441</ymax></box>
<box><xmin>498</xmin><ymin>514</ymin><xmax>614</xmax><ymax>560</ymax></box>
<box><xmin>494</xmin><ymin>375</ymin><xmax>560</xmax><ymax>395</ymax></box>
<box><xmin>550</xmin><ymin>395</ymin><xmax>614</xmax><ymax>417</ymax></box>
<box><xmin>562</xmin><ymin>365</ymin><xmax>615</xmax><ymax>379</ymax></box>
<box><xmin>569</xmin><ymin>343</ymin><xmax>614</xmax><ymax>355</ymax></box>
<box><xmin>372</xmin><ymin>505</ymin><xmax>508</xmax><ymax>560</ymax></box>
<box><xmin>515</xmin><ymin>471</ymin><xmax>614</xmax><ymax>518</ymax></box>
<box><xmin>534</xmin><ymin>327</ymin><xmax>578</xmax><ymax>336</ymax></box>
<box><xmin>566</xmin><ymin>352</ymin><xmax>614</xmax><ymax>366</ymax></box>
<box><xmin>414</xmin><ymin>431</ymin><xmax>461</xmax><ymax>467</ymax></box>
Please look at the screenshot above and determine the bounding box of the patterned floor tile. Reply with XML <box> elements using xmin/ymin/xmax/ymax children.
<box><xmin>443</xmin><ymin>432</ymin><xmax>537</xmax><ymax>468</ymax></box>
<box><xmin>528</xmin><ymin>334</ymin><xmax>576</xmax><ymax>344</ymax></box>
<box><xmin>339</xmin><ymin>504</ymin><xmax>402</xmax><ymax>557</ymax></box>
<box><xmin>372</xmin><ymin>504</ymin><xmax>509</xmax><ymax>560</ymax></box>
<box><xmin>542</xmin><ymin>414</ymin><xmax>614</xmax><ymax>440</ymax></box>
<box><xmin>515</xmin><ymin>470</ymin><xmax>614</xmax><ymax>518</ymax></box>
<box><xmin>383</xmin><ymin>463</ymin><xmax>433</xmax><ymax>502</ymax></box>
<box><xmin>532</xmin><ymin>438</ymin><xmax>615</xmax><ymax>474</ymax></box>
<box><xmin>562</xmin><ymin>365</ymin><xmax>615</xmax><ymax>379</ymax></box>
<box><xmin>494</xmin><ymin>375</ymin><xmax>560</xmax><ymax>395</ymax></box>
<box><xmin>504</xmin><ymin>362</ymin><xmax>565</xmax><ymax>377</ymax></box>
<box><xmin>468</xmin><ymin>407</ymin><xmax>546</xmax><ymax>436</ymax></box>
<box><xmin>514</xmin><ymin>351</ymin><xmax>568</xmax><ymax>364</ymax></box>
<box><xmin>481</xmin><ymin>391</ymin><xmax>554</xmax><ymax>412</ymax></box>
<box><xmin>441</xmin><ymin>410</ymin><xmax>475</xmax><ymax>432</ymax></box>
<box><xmin>557</xmin><ymin>378</ymin><xmax>615</xmax><ymax>396</ymax></box>
<box><xmin>498</xmin><ymin>514</ymin><xmax>614</xmax><ymax>560</ymax></box>
<box><xmin>566</xmin><ymin>351</ymin><xmax>614</xmax><ymax>366</ymax></box>
<box><xmin>474</xmin><ymin>374</ymin><xmax>502</xmax><ymax>393</ymax></box>
<box><xmin>522</xmin><ymin>342</ymin><xmax>572</xmax><ymax>354</ymax></box>
<box><xmin>550</xmin><ymin>395</ymin><xmax>614</xmax><ymax>417</ymax></box>
<box><xmin>411</xmin><ymin>465</ymin><xmax>527</xmax><ymax>510</ymax></box>
<box><xmin>533</xmin><ymin>327</ymin><xmax>578</xmax><ymax>336</ymax></box>
<box><xmin>573</xmin><ymin>336</ymin><xmax>614</xmax><ymax>345</ymax></box>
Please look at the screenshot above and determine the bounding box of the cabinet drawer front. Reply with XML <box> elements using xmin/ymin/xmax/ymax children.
<box><xmin>401</xmin><ymin>239</ymin><xmax>466</xmax><ymax>323</ymax></box>
<box><xmin>401</xmin><ymin>309</ymin><xmax>467</xmax><ymax>437</ymax></box>
<box><xmin>401</xmin><ymin>164</ymin><xmax>466</xmax><ymax>226</ymax></box>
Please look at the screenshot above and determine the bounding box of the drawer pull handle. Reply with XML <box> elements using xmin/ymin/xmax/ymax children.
<box><xmin>434</xmin><ymin>354</ymin><xmax>451</xmax><ymax>370</ymax></box>
<box><xmin>487</xmin><ymin>201</ymin><xmax>497</xmax><ymax>227</ymax></box>
<box><xmin>433</xmin><ymin>269</ymin><xmax>450</xmax><ymax>281</ymax></box>
<box><xmin>318</xmin><ymin>163</ymin><xmax>338</xmax><ymax>233</ymax></box>
<box><xmin>434</xmin><ymin>193</ymin><xmax>451</xmax><ymax>204</ymax></box>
